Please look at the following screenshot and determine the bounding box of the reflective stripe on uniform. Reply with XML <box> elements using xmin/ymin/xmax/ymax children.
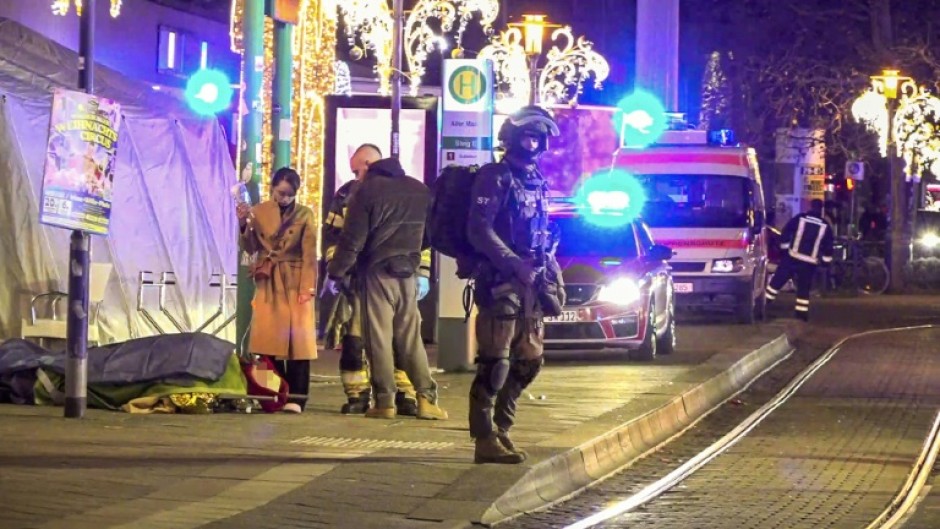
<box><xmin>325</xmin><ymin>246</ymin><xmax>336</xmax><ymax>261</ymax></box>
<box><xmin>821</xmin><ymin>255</ymin><xmax>833</xmax><ymax>263</ymax></box>
<box><xmin>795</xmin><ymin>305</ymin><xmax>809</xmax><ymax>312</ymax></box>
<box><xmin>420</xmin><ymin>248</ymin><xmax>431</xmax><ymax>268</ymax></box>
<box><xmin>325</xmin><ymin>211</ymin><xmax>344</xmax><ymax>228</ymax></box>
<box><xmin>765</xmin><ymin>285</ymin><xmax>778</xmax><ymax>300</ymax></box>
<box><xmin>796</xmin><ymin>298</ymin><xmax>809</xmax><ymax>305</ymax></box>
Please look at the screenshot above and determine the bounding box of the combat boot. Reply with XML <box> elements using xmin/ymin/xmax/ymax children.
<box><xmin>497</xmin><ymin>429</ymin><xmax>528</xmax><ymax>461</ymax></box>
<box><xmin>395</xmin><ymin>392</ymin><xmax>418</xmax><ymax>417</ymax></box>
<box><xmin>364</xmin><ymin>406</ymin><xmax>396</xmax><ymax>419</ymax></box>
<box><xmin>340</xmin><ymin>392</ymin><xmax>370</xmax><ymax>414</ymax></box>
<box><xmin>416</xmin><ymin>395</ymin><xmax>448</xmax><ymax>420</ymax></box>
<box><xmin>475</xmin><ymin>433</ymin><xmax>525</xmax><ymax>464</ymax></box>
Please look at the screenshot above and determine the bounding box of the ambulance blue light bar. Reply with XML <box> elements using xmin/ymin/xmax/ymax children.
<box><xmin>708</xmin><ymin>129</ymin><xmax>736</xmax><ymax>146</ymax></box>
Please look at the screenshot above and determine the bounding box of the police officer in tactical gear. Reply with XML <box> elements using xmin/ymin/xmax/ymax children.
<box><xmin>327</xmin><ymin>154</ymin><xmax>447</xmax><ymax>421</ymax></box>
<box><xmin>765</xmin><ymin>199</ymin><xmax>834</xmax><ymax>321</ymax></box>
<box><xmin>467</xmin><ymin>105</ymin><xmax>565</xmax><ymax>464</ymax></box>
<box><xmin>321</xmin><ymin>144</ymin><xmax>430</xmax><ymax>415</ymax></box>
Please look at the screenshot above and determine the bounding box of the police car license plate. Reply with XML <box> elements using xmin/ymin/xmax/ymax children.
<box><xmin>674</xmin><ymin>283</ymin><xmax>694</xmax><ymax>293</ymax></box>
<box><xmin>545</xmin><ymin>311</ymin><xmax>580</xmax><ymax>323</ymax></box>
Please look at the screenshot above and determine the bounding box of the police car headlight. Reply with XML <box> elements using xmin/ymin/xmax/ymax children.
<box><xmin>712</xmin><ymin>258</ymin><xmax>744</xmax><ymax>273</ymax></box>
<box><xmin>598</xmin><ymin>278</ymin><xmax>641</xmax><ymax>305</ymax></box>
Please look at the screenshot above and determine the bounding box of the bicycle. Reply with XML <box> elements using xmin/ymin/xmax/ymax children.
<box><xmin>822</xmin><ymin>237</ymin><xmax>890</xmax><ymax>296</ymax></box>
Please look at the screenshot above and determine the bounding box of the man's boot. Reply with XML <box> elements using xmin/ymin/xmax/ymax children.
<box><xmin>497</xmin><ymin>429</ymin><xmax>527</xmax><ymax>461</ymax></box>
<box><xmin>416</xmin><ymin>395</ymin><xmax>448</xmax><ymax>420</ymax></box>
<box><xmin>395</xmin><ymin>392</ymin><xmax>418</xmax><ymax>416</ymax></box>
<box><xmin>475</xmin><ymin>433</ymin><xmax>525</xmax><ymax>464</ymax></box>
<box><xmin>364</xmin><ymin>406</ymin><xmax>396</xmax><ymax>419</ymax></box>
<box><xmin>340</xmin><ymin>392</ymin><xmax>370</xmax><ymax>414</ymax></box>
<box><xmin>395</xmin><ymin>369</ymin><xmax>418</xmax><ymax>416</ymax></box>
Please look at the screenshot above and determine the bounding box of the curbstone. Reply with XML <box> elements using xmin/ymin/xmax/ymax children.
<box><xmin>481</xmin><ymin>333</ymin><xmax>793</xmax><ymax>526</ymax></box>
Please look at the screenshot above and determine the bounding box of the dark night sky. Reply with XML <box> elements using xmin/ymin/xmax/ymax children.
<box><xmin>339</xmin><ymin>0</ymin><xmax>709</xmax><ymax>119</ymax></box>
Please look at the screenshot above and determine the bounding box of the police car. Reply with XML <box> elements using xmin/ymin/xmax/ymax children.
<box><xmin>543</xmin><ymin>187</ymin><xmax>676</xmax><ymax>360</ymax></box>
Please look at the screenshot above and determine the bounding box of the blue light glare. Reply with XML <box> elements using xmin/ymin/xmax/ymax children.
<box><xmin>185</xmin><ymin>69</ymin><xmax>233</xmax><ymax>116</ymax></box>
<box><xmin>574</xmin><ymin>170</ymin><xmax>647</xmax><ymax>227</ymax></box>
<box><xmin>614</xmin><ymin>90</ymin><xmax>667</xmax><ymax>149</ymax></box>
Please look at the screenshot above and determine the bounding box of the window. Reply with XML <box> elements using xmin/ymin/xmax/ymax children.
<box><xmin>554</xmin><ymin>217</ymin><xmax>639</xmax><ymax>259</ymax></box>
<box><xmin>158</xmin><ymin>26</ymin><xmax>209</xmax><ymax>76</ymax></box>
<box><xmin>640</xmin><ymin>174</ymin><xmax>751</xmax><ymax>228</ymax></box>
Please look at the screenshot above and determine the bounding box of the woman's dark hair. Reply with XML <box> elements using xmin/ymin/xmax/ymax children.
<box><xmin>271</xmin><ymin>167</ymin><xmax>301</xmax><ymax>192</ymax></box>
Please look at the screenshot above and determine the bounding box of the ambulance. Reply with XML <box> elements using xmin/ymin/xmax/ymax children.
<box><xmin>612</xmin><ymin>129</ymin><xmax>769</xmax><ymax>323</ymax></box>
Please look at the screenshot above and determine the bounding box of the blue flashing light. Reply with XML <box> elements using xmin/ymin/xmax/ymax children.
<box><xmin>574</xmin><ymin>169</ymin><xmax>647</xmax><ymax>227</ymax></box>
<box><xmin>613</xmin><ymin>90</ymin><xmax>667</xmax><ymax>149</ymax></box>
<box><xmin>708</xmin><ymin>129</ymin><xmax>736</xmax><ymax>146</ymax></box>
<box><xmin>185</xmin><ymin>69</ymin><xmax>233</xmax><ymax>116</ymax></box>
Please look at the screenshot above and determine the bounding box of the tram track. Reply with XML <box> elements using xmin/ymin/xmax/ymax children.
<box><xmin>503</xmin><ymin>323</ymin><xmax>940</xmax><ymax>529</ymax></box>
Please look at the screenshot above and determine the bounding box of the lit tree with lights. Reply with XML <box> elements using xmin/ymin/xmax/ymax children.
<box><xmin>698</xmin><ymin>51</ymin><xmax>731</xmax><ymax>131</ymax></box>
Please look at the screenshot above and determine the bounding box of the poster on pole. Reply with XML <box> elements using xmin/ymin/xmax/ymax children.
<box><xmin>441</xmin><ymin>59</ymin><xmax>494</xmax><ymax>168</ymax></box>
<box><xmin>39</xmin><ymin>89</ymin><xmax>121</xmax><ymax>235</ymax></box>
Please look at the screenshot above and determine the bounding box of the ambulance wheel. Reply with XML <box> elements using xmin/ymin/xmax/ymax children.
<box><xmin>630</xmin><ymin>302</ymin><xmax>657</xmax><ymax>361</ymax></box>
<box><xmin>735</xmin><ymin>293</ymin><xmax>757</xmax><ymax>325</ymax></box>
<box><xmin>754</xmin><ymin>291</ymin><xmax>767</xmax><ymax>322</ymax></box>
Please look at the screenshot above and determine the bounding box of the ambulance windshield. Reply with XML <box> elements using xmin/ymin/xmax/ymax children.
<box><xmin>639</xmin><ymin>174</ymin><xmax>750</xmax><ymax>228</ymax></box>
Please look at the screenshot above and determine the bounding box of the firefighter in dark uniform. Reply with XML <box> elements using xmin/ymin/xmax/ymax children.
<box><xmin>765</xmin><ymin>199</ymin><xmax>834</xmax><ymax>321</ymax></box>
<box><xmin>467</xmin><ymin>106</ymin><xmax>565</xmax><ymax>464</ymax></box>
<box><xmin>321</xmin><ymin>144</ymin><xmax>430</xmax><ymax>415</ymax></box>
<box><xmin>325</xmin><ymin>151</ymin><xmax>446</xmax><ymax>420</ymax></box>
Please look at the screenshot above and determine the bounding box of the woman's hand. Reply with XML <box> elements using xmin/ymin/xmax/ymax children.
<box><xmin>236</xmin><ymin>203</ymin><xmax>252</xmax><ymax>227</ymax></box>
<box><xmin>297</xmin><ymin>292</ymin><xmax>313</xmax><ymax>305</ymax></box>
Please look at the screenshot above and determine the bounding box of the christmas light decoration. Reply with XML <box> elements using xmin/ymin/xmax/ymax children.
<box><xmin>51</xmin><ymin>0</ymin><xmax>123</xmax><ymax>18</ymax></box>
<box><xmin>403</xmin><ymin>0</ymin><xmax>499</xmax><ymax>96</ymax></box>
<box><xmin>852</xmin><ymin>69</ymin><xmax>940</xmax><ymax>180</ymax></box>
<box><xmin>338</xmin><ymin>0</ymin><xmax>393</xmax><ymax>95</ymax></box>
<box><xmin>230</xmin><ymin>0</ymin><xmax>337</xmax><ymax>212</ymax></box>
<box><xmin>480</xmin><ymin>14</ymin><xmax>609</xmax><ymax>114</ymax></box>
<box><xmin>894</xmin><ymin>90</ymin><xmax>940</xmax><ymax>181</ymax></box>
<box><xmin>334</xmin><ymin>60</ymin><xmax>353</xmax><ymax>95</ymax></box>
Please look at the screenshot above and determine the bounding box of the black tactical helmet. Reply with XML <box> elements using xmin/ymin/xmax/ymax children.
<box><xmin>497</xmin><ymin>105</ymin><xmax>560</xmax><ymax>157</ymax></box>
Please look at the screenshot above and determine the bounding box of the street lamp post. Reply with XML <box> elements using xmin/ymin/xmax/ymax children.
<box><xmin>511</xmin><ymin>14</ymin><xmax>559</xmax><ymax>105</ymax></box>
<box><xmin>870</xmin><ymin>69</ymin><xmax>916</xmax><ymax>293</ymax></box>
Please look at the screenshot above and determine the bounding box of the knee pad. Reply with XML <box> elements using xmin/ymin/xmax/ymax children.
<box><xmin>339</xmin><ymin>335</ymin><xmax>365</xmax><ymax>372</ymax></box>
<box><xmin>473</xmin><ymin>357</ymin><xmax>510</xmax><ymax>398</ymax></box>
<box><xmin>510</xmin><ymin>357</ymin><xmax>544</xmax><ymax>389</ymax></box>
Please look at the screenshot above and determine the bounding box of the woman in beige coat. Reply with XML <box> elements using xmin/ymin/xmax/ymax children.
<box><xmin>236</xmin><ymin>167</ymin><xmax>317</xmax><ymax>413</ymax></box>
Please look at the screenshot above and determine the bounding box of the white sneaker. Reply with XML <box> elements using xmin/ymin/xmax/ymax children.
<box><xmin>282</xmin><ymin>403</ymin><xmax>303</xmax><ymax>414</ymax></box>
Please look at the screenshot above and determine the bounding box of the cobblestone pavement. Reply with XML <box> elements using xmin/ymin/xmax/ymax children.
<box><xmin>501</xmin><ymin>295</ymin><xmax>940</xmax><ymax>529</ymax></box>
<box><xmin>0</xmin><ymin>322</ymin><xmax>786</xmax><ymax>529</ymax></box>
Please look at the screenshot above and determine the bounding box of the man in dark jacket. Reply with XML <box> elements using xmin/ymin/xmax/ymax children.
<box><xmin>467</xmin><ymin>106</ymin><xmax>565</xmax><ymax>464</ymax></box>
<box><xmin>321</xmin><ymin>144</ymin><xmax>430</xmax><ymax>416</ymax></box>
<box><xmin>765</xmin><ymin>199</ymin><xmax>834</xmax><ymax>321</ymax></box>
<box><xmin>326</xmin><ymin>157</ymin><xmax>447</xmax><ymax>420</ymax></box>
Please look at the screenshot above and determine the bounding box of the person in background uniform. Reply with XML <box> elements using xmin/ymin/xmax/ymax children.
<box><xmin>236</xmin><ymin>167</ymin><xmax>318</xmax><ymax>413</ymax></box>
<box><xmin>321</xmin><ymin>144</ymin><xmax>431</xmax><ymax>415</ymax></box>
<box><xmin>858</xmin><ymin>203</ymin><xmax>887</xmax><ymax>241</ymax></box>
<box><xmin>765</xmin><ymin>199</ymin><xmax>834</xmax><ymax>321</ymax></box>
<box><xmin>326</xmin><ymin>155</ymin><xmax>447</xmax><ymax>421</ymax></box>
<box><xmin>467</xmin><ymin>106</ymin><xmax>565</xmax><ymax>464</ymax></box>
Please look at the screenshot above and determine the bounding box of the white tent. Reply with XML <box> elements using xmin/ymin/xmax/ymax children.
<box><xmin>0</xmin><ymin>18</ymin><xmax>239</xmax><ymax>344</ymax></box>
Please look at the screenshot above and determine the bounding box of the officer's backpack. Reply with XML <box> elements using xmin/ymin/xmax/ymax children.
<box><xmin>426</xmin><ymin>165</ymin><xmax>483</xmax><ymax>278</ymax></box>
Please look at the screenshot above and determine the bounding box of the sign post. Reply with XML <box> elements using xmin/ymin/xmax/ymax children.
<box><xmin>39</xmin><ymin>0</ymin><xmax>121</xmax><ymax>418</ymax></box>
<box><xmin>437</xmin><ymin>59</ymin><xmax>494</xmax><ymax>372</ymax></box>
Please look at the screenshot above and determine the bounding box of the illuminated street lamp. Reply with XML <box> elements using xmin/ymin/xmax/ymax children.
<box><xmin>511</xmin><ymin>14</ymin><xmax>559</xmax><ymax>105</ymax></box>
<box><xmin>852</xmin><ymin>69</ymin><xmax>922</xmax><ymax>292</ymax></box>
<box><xmin>480</xmin><ymin>14</ymin><xmax>609</xmax><ymax>113</ymax></box>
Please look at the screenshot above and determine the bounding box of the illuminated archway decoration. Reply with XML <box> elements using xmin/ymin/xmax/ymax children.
<box><xmin>230</xmin><ymin>0</ymin><xmax>337</xmax><ymax>209</ymax></box>
<box><xmin>51</xmin><ymin>0</ymin><xmax>123</xmax><ymax>18</ymax></box>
